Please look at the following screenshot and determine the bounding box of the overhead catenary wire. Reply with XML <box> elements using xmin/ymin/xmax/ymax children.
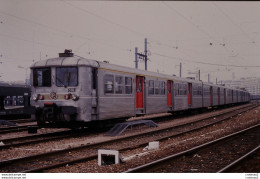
<box><xmin>212</xmin><ymin>2</ymin><xmax>258</xmax><ymax>47</ymax></box>
<box><xmin>162</xmin><ymin>2</ymin><xmax>217</xmax><ymax>42</ymax></box>
<box><xmin>161</xmin><ymin>2</ymin><xmax>242</xmax><ymax>57</ymax></box>
<box><xmin>0</xmin><ymin>10</ymin><xmax>134</xmax><ymax>53</ymax></box>
<box><xmin>152</xmin><ymin>52</ymin><xmax>260</xmax><ymax>68</ymax></box>
<box><xmin>0</xmin><ymin>2</ymin><xmax>251</xmax><ymax>60</ymax></box>
<box><xmin>60</xmin><ymin>0</ymin><xmax>145</xmax><ymax>38</ymax></box>
<box><xmin>0</xmin><ymin>0</ymin><xmax>260</xmax><ymax>77</ymax></box>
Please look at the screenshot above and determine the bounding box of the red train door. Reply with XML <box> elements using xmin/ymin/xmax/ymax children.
<box><xmin>167</xmin><ymin>80</ymin><xmax>173</xmax><ymax>107</ymax></box>
<box><xmin>188</xmin><ymin>83</ymin><xmax>192</xmax><ymax>106</ymax></box>
<box><xmin>136</xmin><ymin>76</ymin><xmax>144</xmax><ymax>109</ymax></box>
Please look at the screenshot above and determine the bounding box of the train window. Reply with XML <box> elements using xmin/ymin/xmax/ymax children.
<box><xmin>92</xmin><ymin>68</ymin><xmax>97</xmax><ymax>90</ymax></box>
<box><xmin>193</xmin><ymin>85</ymin><xmax>202</xmax><ymax>96</ymax></box>
<box><xmin>181</xmin><ymin>84</ymin><xmax>185</xmax><ymax>95</ymax></box>
<box><xmin>179</xmin><ymin>83</ymin><xmax>184</xmax><ymax>95</ymax></box>
<box><xmin>193</xmin><ymin>85</ymin><xmax>197</xmax><ymax>95</ymax></box>
<box><xmin>175</xmin><ymin>83</ymin><xmax>179</xmax><ymax>96</ymax></box>
<box><xmin>125</xmin><ymin>77</ymin><xmax>132</xmax><ymax>94</ymax></box>
<box><xmin>56</xmin><ymin>67</ymin><xmax>78</xmax><ymax>87</ymax></box>
<box><xmin>155</xmin><ymin>81</ymin><xmax>160</xmax><ymax>95</ymax></box>
<box><xmin>104</xmin><ymin>74</ymin><xmax>114</xmax><ymax>94</ymax></box>
<box><xmin>115</xmin><ymin>76</ymin><xmax>124</xmax><ymax>94</ymax></box>
<box><xmin>214</xmin><ymin>88</ymin><xmax>218</xmax><ymax>95</ymax></box>
<box><xmin>199</xmin><ymin>86</ymin><xmax>202</xmax><ymax>95</ymax></box>
<box><xmin>183</xmin><ymin>84</ymin><xmax>187</xmax><ymax>95</ymax></box>
<box><xmin>148</xmin><ymin>80</ymin><xmax>154</xmax><ymax>95</ymax></box>
<box><xmin>160</xmin><ymin>81</ymin><xmax>165</xmax><ymax>95</ymax></box>
<box><xmin>203</xmin><ymin>86</ymin><xmax>210</xmax><ymax>95</ymax></box>
<box><xmin>175</xmin><ymin>83</ymin><xmax>187</xmax><ymax>96</ymax></box>
<box><xmin>33</xmin><ymin>68</ymin><xmax>51</xmax><ymax>87</ymax></box>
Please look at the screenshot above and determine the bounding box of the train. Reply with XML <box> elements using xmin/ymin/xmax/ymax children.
<box><xmin>26</xmin><ymin>50</ymin><xmax>250</xmax><ymax>128</ymax></box>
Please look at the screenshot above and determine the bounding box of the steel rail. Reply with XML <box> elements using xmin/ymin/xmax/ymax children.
<box><xmin>0</xmin><ymin>129</ymin><xmax>79</xmax><ymax>149</ymax></box>
<box><xmin>0</xmin><ymin>125</ymin><xmax>34</xmax><ymax>134</ymax></box>
<box><xmin>12</xmin><ymin>104</ymin><xmax>257</xmax><ymax>173</ymax></box>
<box><xmin>217</xmin><ymin>145</ymin><xmax>260</xmax><ymax>173</ymax></box>
<box><xmin>124</xmin><ymin>124</ymin><xmax>260</xmax><ymax>173</ymax></box>
<box><xmin>5</xmin><ymin>119</ymin><xmax>36</xmax><ymax>124</ymax></box>
<box><xmin>0</xmin><ymin>103</ymin><xmax>254</xmax><ymax>149</ymax></box>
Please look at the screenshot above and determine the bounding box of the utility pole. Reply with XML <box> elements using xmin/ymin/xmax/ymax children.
<box><xmin>208</xmin><ymin>73</ymin><xmax>210</xmax><ymax>83</ymax></box>
<box><xmin>144</xmin><ymin>38</ymin><xmax>148</xmax><ymax>71</ymax></box>
<box><xmin>135</xmin><ymin>47</ymin><xmax>138</xmax><ymax>69</ymax></box>
<box><xmin>135</xmin><ymin>38</ymin><xmax>149</xmax><ymax>71</ymax></box>
<box><xmin>180</xmin><ymin>62</ymin><xmax>182</xmax><ymax>77</ymax></box>
<box><xmin>198</xmin><ymin>70</ymin><xmax>200</xmax><ymax>81</ymax></box>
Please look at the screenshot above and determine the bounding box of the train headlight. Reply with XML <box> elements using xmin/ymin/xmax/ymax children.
<box><xmin>38</xmin><ymin>95</ymin><xmax>44</xmax><ymax>100</ymax></box>
<box><xmin>64</xmin><ymin>94</ymin><xmax>71</xmax><ymax>100</ymax></box>
<box><xmin>32</xmin><ymin>94</ymin><xmax>39</xmax><ymax>101</ymax></box>
<box><xmin>71</xmin><ymin>94</ymin><xmax>79</xmax><ymax>101</ymax></box>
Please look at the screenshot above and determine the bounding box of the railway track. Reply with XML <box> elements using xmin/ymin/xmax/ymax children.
<box><xmin>6</xmin><ymin>119</ymin><xmax>36</xmax><ymax>124</ymax></box>
<box><xmin>125</xmin><ymin>124</ymin><xmax>260</xmax><ymax>173</ymax></box>
<box><xmin>0</xmin><ymin>104</ymin><xmax>254</xmax><ymax>149</ymax></box>
<box><xmin>0</xmin><ymin>129</ymin><xmax>83</xmax><ymax>149</ymax></box>
<box><xmin>0</xmin><ymin>124</ymin><xmax>35</xmax><ymax>134</ymax></box>
<box><xmin>218</xmin><ymin>145</ymin><xmax>260</xmax><ymax>173</ymax></box>
<box><xmin>0</xmin><ymin>103</ymin><xmax>256</xmax><ymax>173</ymax></box>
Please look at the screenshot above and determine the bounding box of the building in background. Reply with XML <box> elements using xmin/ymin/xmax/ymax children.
<box><xmin>220</xmin><ymin>77</ymin><xmax>260</xmax><ymax>95</ymax></box>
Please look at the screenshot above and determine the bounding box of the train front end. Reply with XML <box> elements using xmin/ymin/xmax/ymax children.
<box><xmin>27</xmin><ymin>50</ymin><xmax>98</xmax><ymax>128</ymax></box>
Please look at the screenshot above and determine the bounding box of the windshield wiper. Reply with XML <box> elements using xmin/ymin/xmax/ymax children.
<box><xmin>56</xmin><ymin>77</ymin><xmax>67</xmax><ymax>88</ymax></box>
<box><xmin>67</xmin><ymin>72</ymin><xmax>71</xmax><ymax>86</ymax></box>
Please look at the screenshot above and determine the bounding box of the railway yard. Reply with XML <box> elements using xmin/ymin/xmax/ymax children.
<box><xmin>1</xmin><ymin>1</ymin><xmax>260</xmax><ymax>177</ymax></box>
<box><xmin>0</xmin><ymin>103</ymin><xmax>259</xmax><ymax>173</ymax></box>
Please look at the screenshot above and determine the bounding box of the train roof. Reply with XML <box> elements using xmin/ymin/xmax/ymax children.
<box><xmin>31</xmin><ymin>54</ymin><xmax>248</xmax><ymax>92</ymax></box>
<box><xmin>31</xmin><ymin>56</ymin><xmax>100</xmax><ymax>68</ymax></box>
<box><xmin>31</xmin><ymin>56</ymin><xmax>203</xmax><ymax>84</ymax></box>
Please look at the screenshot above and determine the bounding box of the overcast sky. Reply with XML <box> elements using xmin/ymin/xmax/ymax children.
<box><xmin>0</xmin><ymin>1</ymin><xmax>260</xmax><ymax>83</ymax></box>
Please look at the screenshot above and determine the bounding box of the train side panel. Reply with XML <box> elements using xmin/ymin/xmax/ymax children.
<box><xmin>202</xmin><ymin>84</ymin><xmax>211</xmax><ymax>108</ymax></box>
<box><xmin>191</xmin><ymin>82</ymin><xmax>203</xmax><ymax>109</ymax></box>
<box><xmin>97</xmin><ymin>69</ymin><xmax>135</xmax><ymax>120</ymax></box>
<box><xmin>212</xmin><ymin>86</ymin><xmax>218</xmax><ymax>106</ymax></box>
<box><xmin>219</xmin><ymin>87</ymin><xmax>225</xmax><ymax>105</ymax></box>
<box><xmin>146</xmin><ymin>77</ymin><xmax>168</xmax><ymax>114</ymax></box>
<box><xmin>173</xmin><ymin>82</ymin><xmax>188</xmax><ymax>111</ymax></box>
<box><xmin>226</xmin><ymin>89</ymin><xmax>232</xmax><ymax>104</ymax></box>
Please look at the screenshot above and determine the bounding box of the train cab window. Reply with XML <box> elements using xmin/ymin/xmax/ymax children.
<box><xmin>33</xmin><ymin>68</ymin><xmax>51</xmax><ymax>87</ymax></box>
<box><xmin>115</xmin><ymin>76</ymin><xmax>124</xmax><ymax>94</ymax></box>
<box><xmin>104</xmin><ymin>74</ymin><xmax>114</xmax><ymax>94</ymax></box>
<box><xmin>125</xmin><ymin>77</ymin><xmax>132</xmax><ymax>94</ymax></box>
<box><xmin>148</xmin><ymin>80</ymin><xmax>154</xmax><ymax>95</ymax></box>
<box><xmin>56</xmin><ymin>67</ymin><xmax>78</xmax><ymax>87</ymax></box>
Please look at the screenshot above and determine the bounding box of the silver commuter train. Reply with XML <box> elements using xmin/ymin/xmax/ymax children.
<box><xmin>27</xmin><ymin>50</ymin><xmax>250</xmax><ymax>127</ymax></box>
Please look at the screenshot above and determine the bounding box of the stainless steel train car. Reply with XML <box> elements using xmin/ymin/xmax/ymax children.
<box><xmin>27</xmin><ymin>50</ymin><xmax>250</xmax><ymax>127</ymax></box>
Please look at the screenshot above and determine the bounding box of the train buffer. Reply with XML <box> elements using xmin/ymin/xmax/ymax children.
<box><xmin>105</xmin><ymin>120</ymin><xmax>158</xmax><ymax>136</ymax></box>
